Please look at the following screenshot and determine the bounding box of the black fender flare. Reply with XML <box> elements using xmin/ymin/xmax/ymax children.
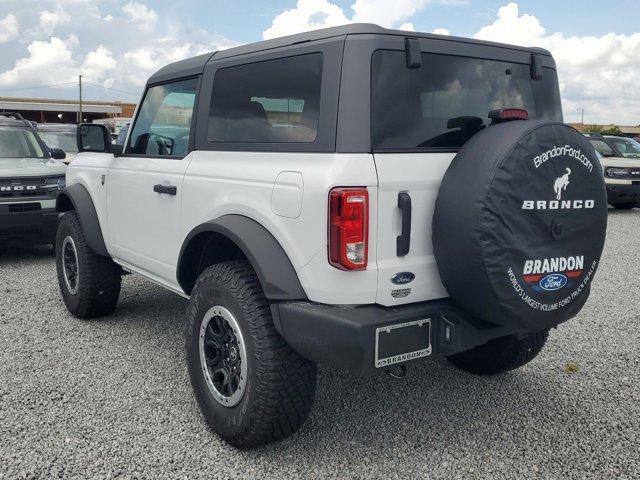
<box><xmin>177</xmin><ymin>215</ymin><xmax>307</xmax><ymax>301</ymax></box>
<box><xmin>55</xmin><ymin>184</ymin><xmax>109</xmax><ymax>257</ymax></box>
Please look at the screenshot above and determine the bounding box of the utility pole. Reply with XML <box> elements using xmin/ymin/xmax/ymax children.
<box><xmin>78</xmin><ymin>74</ymin><xmax>83</xmax><ymax>124</ymax></box>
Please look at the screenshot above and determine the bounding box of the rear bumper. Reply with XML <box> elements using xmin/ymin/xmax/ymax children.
<box><xmin>271</xmin><ymin>299</ymin><xmax>524</xmax><ymax>374</ymax></box>
<box><xmin>0</xmin><ymin>203</ymin><xmax>58</xmax><ymax>246</ymax></box>
<box><xmin>606</xmin><ymin>183</ymin><xmax>640</xmax><ymax>205</ymax></box>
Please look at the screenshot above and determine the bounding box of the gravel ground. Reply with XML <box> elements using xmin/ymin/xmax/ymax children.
<box><xmin>1</xmin><ymin>210</ymin><xmax>639</xmax><ymax>480</ymax></box>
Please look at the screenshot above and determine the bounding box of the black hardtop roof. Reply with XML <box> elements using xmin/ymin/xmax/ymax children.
<box><xmin>147</xmin><ymin>23</ymin><xmax>553</xmax><ymax>85</ymax></box>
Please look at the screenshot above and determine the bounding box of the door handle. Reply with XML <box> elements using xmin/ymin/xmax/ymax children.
<box><xmin>153</xmin><ymin>184</ymin><xmax>177</xmax><ymax>196</ymax></box>
<box><xmin>397</xmin><ymin>192</ymin><xmax>411</xmax><ymax>257</ymax></box>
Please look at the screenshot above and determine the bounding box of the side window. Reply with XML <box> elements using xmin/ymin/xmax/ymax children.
<box><xmin>128</xmin><ymin>77</ymin><xmax>198</xmax><ymax>157</ymax></box>
<box><xmin>208</xmin><ymin>53</ymin><xmax>323</xmax><ymax>144</ymax></box>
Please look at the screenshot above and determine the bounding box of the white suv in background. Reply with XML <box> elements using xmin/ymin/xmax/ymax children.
<box><xmin>0</xmin><ymin>113</ymin><xmax>67</xmax><ymax>250</ymax></box>
<box><xmin>53</xmin><ymin>25</ymin><xmax>608</xmax><ymax>448</ymax></box>
<box><xmin>587</xmin><ymin>134</ymin><xmax>640</xmax><ymax>209</ymax></box>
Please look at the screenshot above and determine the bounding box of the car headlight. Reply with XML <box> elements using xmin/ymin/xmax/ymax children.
<box><xmin>43</xmin><ymin>176</ymin><xmax>66</xmax><ymax>194</ymax></box>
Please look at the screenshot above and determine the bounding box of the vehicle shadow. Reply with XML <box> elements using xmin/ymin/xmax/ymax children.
<box><xmin>0</xmin><ymin>244</ymin><xmax>55</xmax><ymax>263</ymax></box>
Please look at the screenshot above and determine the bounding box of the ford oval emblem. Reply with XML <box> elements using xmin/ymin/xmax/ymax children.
<box><xmin>539</xmin><ymin>273</ymin><xmax>568</xmax><ymax>291</ymax></box>
<box><xmin>391</xmin><ymin>272</ymin><xmax>415</xmax><ymax>285</ymax></box>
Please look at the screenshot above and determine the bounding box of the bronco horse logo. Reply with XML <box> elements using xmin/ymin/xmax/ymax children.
<box><xmin>553</xmin><ymin>167</ymin><xmax>571</xmax><ymax>200</ymax></box>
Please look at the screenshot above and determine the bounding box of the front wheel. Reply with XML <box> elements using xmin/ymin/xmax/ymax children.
<box><xmin>55</xmin><ymin>212</ymin><xmax>122</xmax><ymax>319</ymax></box>
<box><xmin>185</xmin><ymin>261</ymin><xmax>317</xmax><ymax>449</ymax></box>
<box><xmin>446</xmin><ymin>331</ymin><xmax>548</xmax><ymax>375</ymax></box>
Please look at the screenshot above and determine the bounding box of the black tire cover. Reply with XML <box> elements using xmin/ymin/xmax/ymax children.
<box><xmin>433</xmin><ymin>121</ymin><xmax>607</xmax><ymax>330</ymax></box>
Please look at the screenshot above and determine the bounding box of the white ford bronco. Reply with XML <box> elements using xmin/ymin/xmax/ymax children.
<box><xmin>55</xmin><ymin>24</ymin><xmax>608</xmax><ymax>448</ymax></box>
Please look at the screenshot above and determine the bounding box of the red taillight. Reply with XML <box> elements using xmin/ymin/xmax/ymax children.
<box><xmin>329</xmin><ymin>187</ymin><xmax>369</xmax><ymax>270</ymax></box>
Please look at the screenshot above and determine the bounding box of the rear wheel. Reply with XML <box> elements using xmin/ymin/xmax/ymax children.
<box><xmin>185</xmin><ymin>260</ymin><xmax>317</xmax><ymax>449</ymax></box>
<box><xmin>55</xmin><ymin>212</ymin><xmax>121</xmax><ymax>319</ymax></box>
<box><xmin>612</xmin><ymin>203</ymin><xmax>637</xmax><ymax>210</ymax></box>
<box><xmin>446</xmin><ymin>330</ymin><xmax>548</xmax><ymax>375</ymax></box>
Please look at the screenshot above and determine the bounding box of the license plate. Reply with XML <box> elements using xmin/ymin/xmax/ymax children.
<box><xmin>374</xmin><ymin>318</ymin><xmax>432</xmax><ymax>368</ymax></box>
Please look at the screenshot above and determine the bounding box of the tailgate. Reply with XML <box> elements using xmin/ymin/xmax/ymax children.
<box><xmin>374</xmin><ymin>152</ymin><xmax>454</xmax><ymax>306</ymax></box>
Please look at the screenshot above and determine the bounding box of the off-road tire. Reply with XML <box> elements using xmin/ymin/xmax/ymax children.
<box><xmin>446</xmin><ymin>330</ymin><xmax>549</xmax><ymax>375</ymax></box>
<box><xmin>612</xmin><ymin>203</ymin><xmax>637</xmax><ymax>210</ymax></box>
<box><xmin>55</xmin><ymin>211</ymin><xmax>121</xmax><ymax>319</ymax></box>
<box><xmin>185</xmin><ymin>260</ymin><xmax>317</xmax><ymax>449</ymax></box>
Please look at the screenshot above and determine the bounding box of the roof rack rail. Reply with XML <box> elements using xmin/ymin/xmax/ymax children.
<box><xmin>0</xmin><ymin>111</ymin><xmax>26</xmax><ymax>120</ymax></box>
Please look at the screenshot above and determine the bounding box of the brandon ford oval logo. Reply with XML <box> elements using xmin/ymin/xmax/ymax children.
<box><xmin>539</xmin><ymin>273</ymin><xmax>568</xmax><ymax>291</ymax></box>
<box><xmin>391</xmin><ymin>272</ymin><xmax>415</xmax><ymax>285</ymax></box>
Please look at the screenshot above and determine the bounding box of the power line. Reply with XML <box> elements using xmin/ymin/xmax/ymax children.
<box><xmin>0</xmin><ymin>82</ymin><xmax>77</xmax><ymax>93</ymax></box>
<box><xmin>83</xmin><ymin>82</ymin><xmax>140</xmax><ymax>97</ymax></box>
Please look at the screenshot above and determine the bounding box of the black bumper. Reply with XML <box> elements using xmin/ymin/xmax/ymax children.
<box><xmin>0</xmin><ymin>204</ymin><xmax>58</xmax><ymax>246</ymax></box>
<box><xmin>606</xmin><ymin>183</ymin><xmax>640</xmax><ymax>205</ymax></box>
<box><xmin>271</xmin><ymin>299</ymin><xmax>523</xmax><ymax>374</ymax></box>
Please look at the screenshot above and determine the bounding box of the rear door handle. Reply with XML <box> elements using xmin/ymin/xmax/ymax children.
<box><xmin>397</xmin><ymin>192</ymin><xmax>411</xmax><ymax>256</ymax></box>
<box><xmin>153</xmin><ymin>184</ymin><xmax>177</xmax><ymax>196</ymax></box>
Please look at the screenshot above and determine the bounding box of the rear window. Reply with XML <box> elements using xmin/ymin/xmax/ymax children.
<box><xmin>372</xmin><ymin>51</ymin><xmax>563</xmax><ymax>151</ymax></box>
<box><xmin>208</xmin><ymin>53</ymin><xmax>323</xmax><ymax>144</ymax></box>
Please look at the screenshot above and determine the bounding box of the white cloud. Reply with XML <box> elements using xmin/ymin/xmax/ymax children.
<box><xmin>122</xmin><ymin>1</ymin><xmax>158</xmax><ymax>31</ymax></box>
<box><xmin>81</xmin><ymin>45</ymin><xmax>117</xmax><ymax>86</ymax></box>
<box><xmin>473</xmin><ymin>2</ymin><xmax>640</xmax><ymax>124</ymax></box>
<box><xmin>263</xmin><ymin>0</ymin><xmax>437</xmax><ymax>39</ymax></box>
<box><xmin>432</xmin><ymin>28</ymin><xmax>450</xmax><ymax>35</ymax></box>
<box><xmin>0</xmin><ymin>35</ymin><xmax>77</xmax><ymax>87</ymax></box>
<box><xmin>351</xmin><ymin>0</ymin><xmax>427</xmax><ymax>26</ymax></box>
<box><xmin>0</xmin><ymin>14</ymin><xmax>19</xmax><ymax>43</ymax></box>
<box><xmin>39</xmin><ymin>7</ymin><xmax>71</xmax><ymax>35</ymax></box>
<box><xmin>263</xmin><ymin>0</ymin><xmax>471</xmax><ymax>39</ymax></box>
<box><xmin>263</xmin><ymin>0</ymin><xmax>351</xmax><ymax>40</ymax></box>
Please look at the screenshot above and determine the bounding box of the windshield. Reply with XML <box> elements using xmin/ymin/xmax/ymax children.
<box><xmin>39</xmin><ymin>131</ymin><xmax>78</xmax><ymax>153</ymax></box>
<box><xmin>0</xmin><ymin>126</ymin><xmax>45</xmax><ymax>158</ymax></box>
<box><xmin>607</xmin><ymin>137</ymin><xmax>640</xmax><ymax>158</ymax></box>
<box><xmin>589</xmin><ymin>139</ymin><xmax>616</xmax><ymax>157</ymax></box>
<box><xmin>372</xmin><ymin>51</ymin><xmax>563</xmax><ymax>151</ymax></box>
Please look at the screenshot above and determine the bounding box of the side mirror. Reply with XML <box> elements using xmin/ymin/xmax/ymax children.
<box><xmin>50</xmin><ymin>148</ymin><xmax>66</xmax><ymax>160</ymax></box>
<box><xmin>77</xmin><ymin>123</ymin><xmax>112</xmax><ymax>154</ymax></box>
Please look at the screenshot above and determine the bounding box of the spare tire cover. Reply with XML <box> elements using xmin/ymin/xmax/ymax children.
<box><xmin>433</xmin><ymin>121</ymin><xmax>607</xmax><ymax>330</ymax></box>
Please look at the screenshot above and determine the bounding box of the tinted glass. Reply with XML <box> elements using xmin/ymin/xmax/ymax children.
<box><xmin>208</xmin><ymin>53</ymin><xmax>323</xmax><ymax>143</ymax></box>
<box><xmin>589</xmin><ymin>139</ymin><xmax>615</xmax><ymax>157</ymax></box>
<box><xmin>372</xmin><ymin>51</ymin><xmax>563</xmax><ymax>150</ymax></box>
<box><xmin>0</xmin><ymin>127</ymin><xmax>45</xmax><ymax>158</ymax></box>
<box><xmin>607</xmin><ymin>137</ymin><xmax>640</xmax><ymax>158</ymax></box>
<box><xmin>128</xmin><ymin>77</ymin><xmax>198</xmax><ymax>157</ymax></box>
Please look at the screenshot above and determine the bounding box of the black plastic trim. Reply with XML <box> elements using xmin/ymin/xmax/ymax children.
<box><xmin>397</xmin><ymin>192</ymin><xmax>411</xmax><ymax>256</ymax></box>
<box><xmin>531</xmin><ymin>53</ymin><xmax>544</xmax><ymax>80</ymax></box>
<box><xmin>177</xmin><ymin>215</ymin><xmax>307</xmax><ymax>300</ymax></box>
<box><xmin>271</xmin><ymin>299</ymin><xmax>519</xmax><ymax>374</ymax></box>
<box><xmin>55</xmin><ymin>184</ymin><xmax>109</xmax><ymax>256</ymax></box>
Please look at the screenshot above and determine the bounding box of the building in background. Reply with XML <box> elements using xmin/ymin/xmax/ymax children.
<box><xmin>569</xmin><ymin>123</ymin><xmax>640</xmax><ymax>138</ymax></box>
<box><xmin>0</xmin><ymin>97</ymin><xmax>136</xmax><ymax>124</ymax></box>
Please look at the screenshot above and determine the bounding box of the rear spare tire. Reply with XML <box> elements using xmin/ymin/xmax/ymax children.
<box><xmin>433</xmin><ymin>121</ymin><xmax>607</xmax><ymax>330</ymax></box>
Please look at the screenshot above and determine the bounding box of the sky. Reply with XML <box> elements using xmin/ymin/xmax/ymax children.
<box><xmin>0</xmin><ymin>0</ymin><xmax>638</xmax><ymax>125</ymax></box>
